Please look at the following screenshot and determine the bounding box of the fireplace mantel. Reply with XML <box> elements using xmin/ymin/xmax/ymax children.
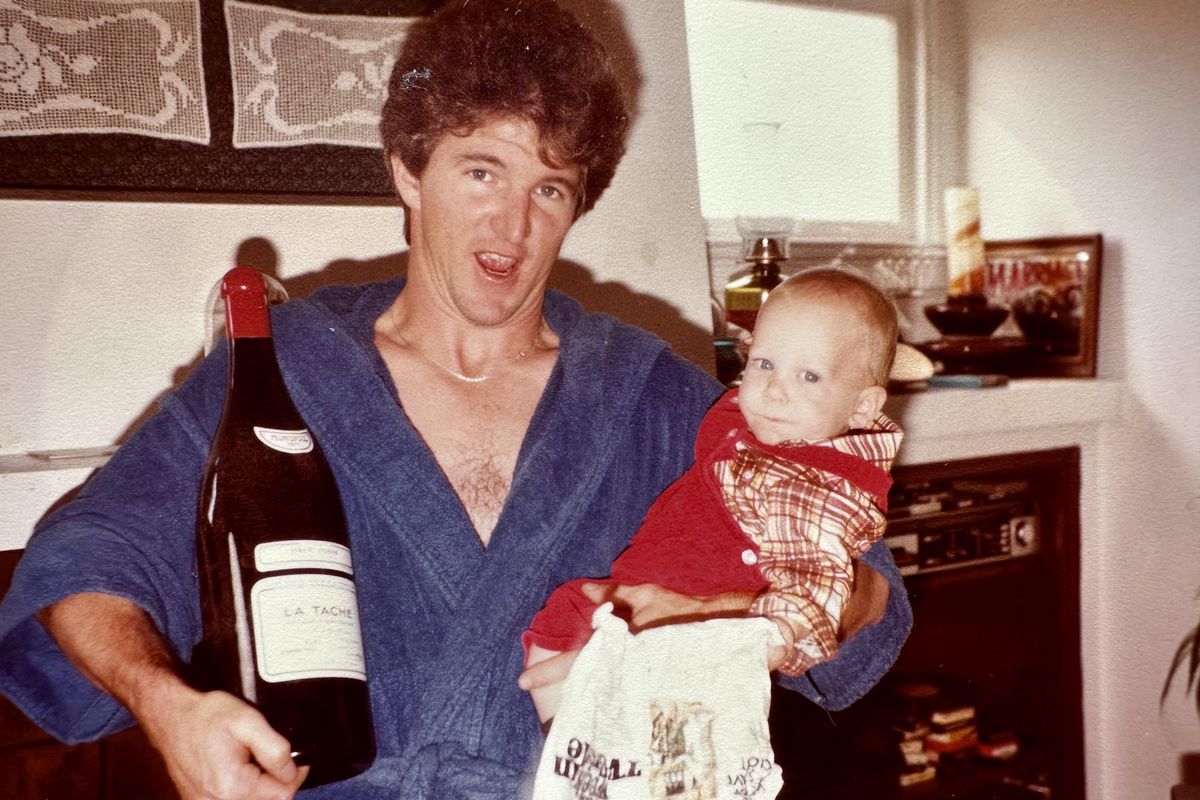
<box><xmin>885</xmin><ymin>378</ymin><xmax>1122</xmax><ymax>466</ymax></box>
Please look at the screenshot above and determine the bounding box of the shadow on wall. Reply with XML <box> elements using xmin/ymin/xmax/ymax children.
<box><xmin>1177</xmin><ymin>752</ymin><xmax>1200</xmax><ymax>799</ymax></box>
<box><xmin>34</xmin><ymin>235</ymin><xmax>715</xmax><ymax>529</ymax></box>
<box><xmin>549</xmin><ymin>260</ymin><xmax>714</xmax><ymax>370</ymax></box>
<box><xmin>236</xmin><ymin>236</ymin><xmax>715</xmax><ymax>373</ymax></box>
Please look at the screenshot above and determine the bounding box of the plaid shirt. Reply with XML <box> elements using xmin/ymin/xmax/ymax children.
<box><xmin>714</xmin><ymin>414</ymin><xmax>903</xmax><ymax>675</ymax></box>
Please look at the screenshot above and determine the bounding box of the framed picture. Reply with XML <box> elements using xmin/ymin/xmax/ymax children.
<box><xmin>983</xmin><ymin>234</ymin><xmax>1103</xmax><ymax>378</ymax></box>
<box><xmin>0</xmin><ymin>0</ymin><xmax>443</xmax><ymax>200</ymax></box>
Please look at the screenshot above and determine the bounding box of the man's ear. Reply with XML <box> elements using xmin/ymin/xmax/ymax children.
<box><xmin>390</xmin><ymin>153</ymin><xmax>421</xmax><ymax>211</ymax></box>
<box><xmin>848</xmin><ymin>384</ymin><xmax>887</xmax><ymax>429</ymax></box>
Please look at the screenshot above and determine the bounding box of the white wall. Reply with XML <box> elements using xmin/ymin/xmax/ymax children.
<box><xmin>962</xmin><ymin>0</ymin><xmax>1200</xmax><ymax>796</ymax></box>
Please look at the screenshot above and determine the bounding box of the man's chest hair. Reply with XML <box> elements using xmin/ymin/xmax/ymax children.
<box><xmin>415</xmin><ymin>401</ymin><xmax>530</xmax><ymax>517</ymax></box>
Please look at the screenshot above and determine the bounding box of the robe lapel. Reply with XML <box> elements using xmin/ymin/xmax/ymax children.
<box><xmin>404</xmin><ymin>306</ymin><xmax>670</xmax><ymax>743</ymax></box>
<box><xmin>272</xmin><ymin>292</ymin><xmax>487</xmax><ymax>611</ymax></box>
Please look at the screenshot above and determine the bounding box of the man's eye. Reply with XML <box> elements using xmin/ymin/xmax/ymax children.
<box><xmin>538</xmin><ymin>184</ymin><xmax>564</xmax><ymax>200</ymax></box>
<box><xmin>469</xmin><ymin>168</ymin><xmax>491</xmax><ymax>181</ymax></box>
<box><xmin>803</xmin><ymin>370</ymin><xmax>820</xmax><ymax>383</ymax></box>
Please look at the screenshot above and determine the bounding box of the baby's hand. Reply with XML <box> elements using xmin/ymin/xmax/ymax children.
<box><xmin>767</xmin><ymin>619</ymin><xmax>794</xmax><ymax>672</ymax></box>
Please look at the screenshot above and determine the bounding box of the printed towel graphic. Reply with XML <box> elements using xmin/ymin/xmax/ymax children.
<box><xmin>533</xmin><ymin>604</ymin><xmax>784</xmax><ymax>800</ymax></box>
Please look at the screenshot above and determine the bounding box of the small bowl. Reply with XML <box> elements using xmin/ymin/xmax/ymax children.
<box><xmin>924</xmin><ymin>295</ymin><xmax>1009</xmax><ymax>338</ymax></box>
<box><xmin>1011</xmin><ymin>286</ymin><xmax>1081</xmax><ymax>344</ymax></box>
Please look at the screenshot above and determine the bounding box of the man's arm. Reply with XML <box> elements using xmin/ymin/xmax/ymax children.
<box><xmin>517</xmin><ymin>564</ymin><xmax>891</xmax><ymax>698</ymax></box>
<box><xmin>839</xmin><ymin>560</ymin><xmax>890</xmax><ymax>640</ymax></box>
<box><xmin>777</xmin><ymin>539</ymin><xmax>913</xmax><ymax>709</ymax></box>
<box><xmin>38</xmin><ymin>592</ymin><xmax>306</xmax><ymax>800</ymax></box>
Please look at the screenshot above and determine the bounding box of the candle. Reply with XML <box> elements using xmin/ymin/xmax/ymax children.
<box><xmin>945</xmin><ymin>186</ymin><xmax>986</xmax><ymax>296</ymax></box>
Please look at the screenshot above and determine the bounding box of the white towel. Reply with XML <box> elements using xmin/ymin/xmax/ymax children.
<box><xmin>533</xmin><ymin>604</ymin><xmax>784</xmax><ymax>800</ymax></box>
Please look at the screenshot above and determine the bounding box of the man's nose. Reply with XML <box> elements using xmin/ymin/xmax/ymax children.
<box><xmin>493</xmin><ymin>189</ymin><xmax>532</xmax><ymax>242</ymax></box>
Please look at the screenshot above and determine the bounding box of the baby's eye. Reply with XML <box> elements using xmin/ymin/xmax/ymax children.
<box><xmin>803</xmin><ymin>370</ymin><xmax>820</xmax><ymax>383</ymax></box>
<box><xmin>752</xmin><ymin>357</ymin><xmax>774</xmax><ymax>371</ymax></box>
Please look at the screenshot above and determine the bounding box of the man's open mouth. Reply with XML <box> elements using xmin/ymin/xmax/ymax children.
<box><xmin>477</xmin><ymin>252</ymin><xmax>518</xmax><ymax>278</ymax></box>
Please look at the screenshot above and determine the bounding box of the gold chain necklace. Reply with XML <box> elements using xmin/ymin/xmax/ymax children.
<box><xmin>390</xmin><ymin>308</ymin><xmax>538</xmax><ymax>384</ymax></box>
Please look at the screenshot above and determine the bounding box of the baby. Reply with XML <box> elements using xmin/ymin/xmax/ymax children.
<box><xmin>523</xmin><ymin>268</ymin><xmax>904</xmax><ymax>722</ymax></box>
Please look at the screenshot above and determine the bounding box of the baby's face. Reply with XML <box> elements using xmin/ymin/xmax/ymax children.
<box><xmin>738</xmin><ymin>293</ymin><xmax>881</xmax><ymax>444</ymax></box>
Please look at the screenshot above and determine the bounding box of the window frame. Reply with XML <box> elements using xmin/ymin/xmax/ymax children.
<box><xmin>690</xmin><ymin>0</ymin><xmax>965</xmax><ymax>247</ymax></box>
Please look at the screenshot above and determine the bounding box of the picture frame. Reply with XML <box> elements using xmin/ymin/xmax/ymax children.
<box><xmin>0</xmin><ymin>0</ymin><xmax>443</xmax><ymax>201</ymax></box>
<box><xmin>983</xmin><ymin>234</ymin><xmax>1103</xmax><ymax>378</ymax></box>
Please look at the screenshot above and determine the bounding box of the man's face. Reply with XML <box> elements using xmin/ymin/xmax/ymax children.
<box><xmin>737</xmin><ymin>292</ymin><xmax>881</xmax><ymax>444</ymax></box>
<box><xmin>391</xmin><ymin>116</ymin><xmax>583</xmax><ymax>328</ymax></box>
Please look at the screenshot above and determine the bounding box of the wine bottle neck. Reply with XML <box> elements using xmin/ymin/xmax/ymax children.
<box><xmin>222</xmin><ymin>267</ymin><xmax>272</xmax><ymax>340</ymax></box>
<box><xmin>217</xmin><ymin>268</ymin><xmax>297</xmax><ymax>420</ymax></box>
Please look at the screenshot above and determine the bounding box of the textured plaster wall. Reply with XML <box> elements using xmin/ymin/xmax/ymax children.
<box><xmin>0</xmin><ymin>201</ymin><xmax>406</xmax><ymax>454</ymax></box>
<box><xmin>963</xmin><ymin>0</ymin><xmax>1200</xmax><ymax>796</ymax></box>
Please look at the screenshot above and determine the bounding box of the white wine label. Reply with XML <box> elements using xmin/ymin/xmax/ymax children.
<box><xmin>255</xmin><ymin>540</ymin><xmax>354</xmax><ymax>575</ymax></box>
<box><xmin>250</xmin><ymin>573</ymin><xmax>367</xmax><ymax>683</ymax></box>
<box><xmin>253</xmin><ymin>426</ymin><xmax>314</xmax><ymax>454</ymax></box>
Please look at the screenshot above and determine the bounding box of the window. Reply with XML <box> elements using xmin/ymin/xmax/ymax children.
<box><xmin>684</xmin><ymin>0</ymin><xmax>961</xmax><ymax>244</ymax></box>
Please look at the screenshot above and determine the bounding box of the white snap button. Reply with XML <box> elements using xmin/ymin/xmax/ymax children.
<box><xmin>741</xmin><ymin>549</ymin><xmax>758</xmax><ymax>565</ymax></box>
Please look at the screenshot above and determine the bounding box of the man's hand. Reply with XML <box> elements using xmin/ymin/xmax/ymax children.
<box><xmin>141</xmin><ymin>686</ymin><xmax>308</xmax><ymax>800</ymax></box>
<box><xmin>517</xmin><ymin>646</ymin><xmax>579</xmax><ymax>725</ymax></box>
<box><xmin>579</xmin><ymin>567</ymin><xmax>888</xmax><ymax>648</ymax></box>
<box><xmin>838</xmin><ymin>561</ymin><xmax>890</xmax><ymax>642</ymax></box>
<box><xmin>579</xmin><ymin>582</ymin><xmax>757</xmax><ymax>632</ymax></box>
<box><xmin>38</xmin><ymin>593</ymin><xmax>307</xmax><ymax>800</ymax></box>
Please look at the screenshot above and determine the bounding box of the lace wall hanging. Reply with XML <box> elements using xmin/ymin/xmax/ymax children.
<box><xmin>0</xmin><ymin>0</ymin><xmax>209</xmax><ymax>143</ymax></box>
<box><xmin>0</xmin><ymin>0</ymin><xmax>443</xmax><ymax>198</ymax></box>
<box><xmin>226</xmin><ymin>1</ymin><xmax>413</xmax><ymax>149</ymax></box>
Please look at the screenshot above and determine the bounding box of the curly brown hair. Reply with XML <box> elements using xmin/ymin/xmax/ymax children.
<box><xmin>380</xmin><ymin>0</ymin><xmax>630</xmax><ymax>216</ymax></box>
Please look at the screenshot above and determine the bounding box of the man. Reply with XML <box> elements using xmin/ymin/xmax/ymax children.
<box><xmin>0</xmin><ymin>2</ymin><xmax>910</xmax><ymax>799</ymax></box>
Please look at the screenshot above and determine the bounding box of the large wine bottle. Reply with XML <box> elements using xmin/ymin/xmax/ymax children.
<box><xmin>193</xmin><ymin>267</ymin><xmax>375</xmax><ymax>787</ymax></box>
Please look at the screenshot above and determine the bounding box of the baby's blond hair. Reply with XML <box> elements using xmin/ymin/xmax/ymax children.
<box><xmin>765</xmin><ymin>268</ymin><xmax>899</xmax><ymax>386</ymax></box>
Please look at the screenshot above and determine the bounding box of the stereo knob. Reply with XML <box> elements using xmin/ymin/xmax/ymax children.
<box><xmin>1013</xmin><ymin>519</ymin><xmax>1034</xmax><ymax>547</ymax></box>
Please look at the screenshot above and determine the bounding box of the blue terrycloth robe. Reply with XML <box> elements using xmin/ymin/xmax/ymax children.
<box><xmin>0</xmin><ymin>279</ymin><xmax>911</xmax><ymax>798</ymax></box>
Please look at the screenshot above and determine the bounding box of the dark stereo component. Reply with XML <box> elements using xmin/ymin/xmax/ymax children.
<box><xmin>886</xmin><ymin>507</ymin><xmax>1038</xmax><ymax>576</ymax></box>
<box><xmin>884</xmin><ymin>479</ymin><xmax>1039</xmax><ymax>576</ymax></box>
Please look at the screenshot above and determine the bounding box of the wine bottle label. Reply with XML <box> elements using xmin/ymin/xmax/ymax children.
<box><xmin>255</xmin><ymin>540</ymin><xmax>354</xmax><ymax>576</ymax></box>
<box><xmin>253</xmin><ymin>426</ymin><xmax>314</xmax><ymax>454</ymax></box>
<box><xmin>250</xmin><ymin>574</ymin><xmax>367</xmax><ymax>683</ymax></box>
